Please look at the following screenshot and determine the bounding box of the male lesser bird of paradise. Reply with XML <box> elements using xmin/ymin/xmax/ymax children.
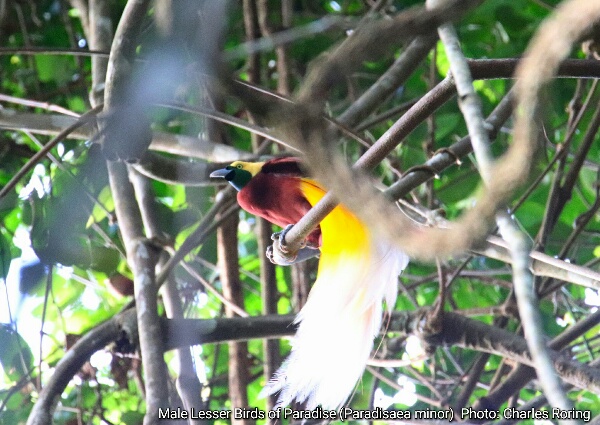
<box><xmin>210</xmin><ymin>157</ymin><xmax>409</xmax><ymax>409</ymax></box>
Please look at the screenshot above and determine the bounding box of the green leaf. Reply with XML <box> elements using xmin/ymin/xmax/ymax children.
<box><xmin>0</xmin><ymin>230</ymin><xmax>12</xmax><ymax>281</ymax></box>
<box><xmin>436</xmin><ymin>168</ymin><xmax>481</xmax><ymax>205</ymax></box>
<box><xmin>89</xmin><ymin>245</ymin><xmax>121</xmax><ymax>274</ymax></box>
<box><xmin>434</xmin><ymin>113</ymin><xmax>461</xmax><ymax>141</ymax></box>
<box><xmin>67</xmin><ymin>7</ymin><xmax>81</xmax><ymax>18</ymax></box>
<box><xmin>120</xmin><ymin>411</ymin><xmax>145</xmax><ymax>424</ymax></box>
<box><xmin>435</xmin><ymin>40</ymin><xmax>450</xmax><ymax>76</ymax></box>
<box><xmin>0</xmin><ymin>190</ymin><xmax>18</xmax><ymax>220</ymax></box>
<box><xmin>0</xmin><ymin>323</ymin><xmax>34</xmax><ymax>382</ymax></box>
<box><xmin>86</xmin><ymin>186</ymin><xmax>114</xmax><ymax>228</ymax></box>
<box><xmin>34</xmin><ymin>56</ymin><xmax>73</xmax><ymax>85</ymax></box>
<box><xmin>67</xmin><ymin>96</ymin><xmax>86</xmax><ymax>113</ymax></box>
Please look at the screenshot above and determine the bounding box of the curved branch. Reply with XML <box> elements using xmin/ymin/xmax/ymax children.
<box><xmin>25</xmin><ymin>310</ymin><xmax>138</xmax><ymax>425</ymax></box>
<box><xmin>338</xmin><ymin>33</ymin><xmax>438</xmax><ymax>128</ymax></box>
<box><xmin>22</xmin><ymin>310</ymin><xmax>293</xmax><ymax>425</ymax></box>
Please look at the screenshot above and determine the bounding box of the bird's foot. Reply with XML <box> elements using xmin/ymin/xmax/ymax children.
<box><xmin>266</xmin><ymin>244</ymin><xmax>319</xmax><ymax>265</ymax></box>
<box><xmin>271</xmin><ymin>224</ymin><xmax>304</xmax><ymax>252</ymax></box>
<box><xmin>268</xmin><ymin>225</ymin><xmax>318</xmax><ymax>265</ymax></box>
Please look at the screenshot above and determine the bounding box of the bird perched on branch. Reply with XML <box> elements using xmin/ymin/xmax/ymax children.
<box><xmin>210</xmin><ymin>157</ymin><xmax>409</xmax><ymax>410</ymax></box>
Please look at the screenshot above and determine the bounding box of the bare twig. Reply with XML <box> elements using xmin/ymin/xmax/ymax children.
<box><xmin>338</xmin><ymin>33</ymin><xmax>438</xmax><ymax>128</ymax></box>
<box><xmin>0</xmin><ymin>93</ymin><xmax>79</xmax><ymax>116</ymax></box>
<box><xmin>0</xmin><ymin>110</ymin><xmax>250</xmax><ymax>161</ymax></box>
<box><xmin>157</xmin><ymin>101</ymin><xmax>298</xmax><ymax>152</ymax></box>
<box><xmin>181</xmin><ymin>261</ymin><xmax>249</xmax><ymax>318</ymax></box>
<box><xmin>225</xmin><ymin>16</ymin><xmax>351</xmax><ymax>60</ymax></box>
<box><xmin>478</xmin><ymin>236</ymin><xmax>600</xmax><ymax>290</ymax></box>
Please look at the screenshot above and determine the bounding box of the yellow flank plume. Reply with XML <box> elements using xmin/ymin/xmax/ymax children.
<box><xmin>300</xmin><ymin>179</ymin><xmax>372</xmax><ymax>312</ymax></box>
<box><xmin>261</xmin><ymin>178</ymin><xmax>409</xmax><ymax>409</ymax></box>
<box><xmin>300</xmin><ymin>179</ymin><xmax>368</xmax><ymax>256</ymax></box>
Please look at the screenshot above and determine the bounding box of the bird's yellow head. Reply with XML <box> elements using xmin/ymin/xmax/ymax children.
<box><xmin>210</xmin><ymin>161</ymin><xmax>265</xmax><ymax>191</ymax></box>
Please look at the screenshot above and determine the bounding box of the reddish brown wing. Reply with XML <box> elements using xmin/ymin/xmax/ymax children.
<box><xmin>237</xmin><ymin>158</ymin><xmax>322</xmax><ymax>247</ymax></box>
<box><xmin>260</xmin><ymin>156</ymin><xmax>307</xmax><ymax>176</ymax></box>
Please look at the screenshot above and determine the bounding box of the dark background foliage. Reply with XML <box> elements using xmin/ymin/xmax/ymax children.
<box><xmin>1</xmin><ymin>0</ymin><xmax>600</xmax><ymax>424</ymax></box>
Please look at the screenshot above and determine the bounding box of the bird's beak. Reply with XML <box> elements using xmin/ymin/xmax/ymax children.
<box><xmin>210</xmin><ymin>168</ymin><xmax>234</xmax><ymax>180</ymax></box>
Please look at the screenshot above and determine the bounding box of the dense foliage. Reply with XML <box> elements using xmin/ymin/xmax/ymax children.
<box><xmin>2</xmin><ymin>0</ymin><xmax>600</xmax><ymax>424</ymax></box>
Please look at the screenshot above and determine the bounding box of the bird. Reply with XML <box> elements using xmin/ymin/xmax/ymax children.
<box><xmin>210</xmin><ymin>156</ymin><xmax>409</xmax><ymax>410</ymax></box>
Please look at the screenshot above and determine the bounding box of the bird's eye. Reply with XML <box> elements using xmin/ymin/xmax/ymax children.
<box><xmin>236</xmin><ymin>165</ymin><xmax>243</xmax><ymax>169</ymax></box>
